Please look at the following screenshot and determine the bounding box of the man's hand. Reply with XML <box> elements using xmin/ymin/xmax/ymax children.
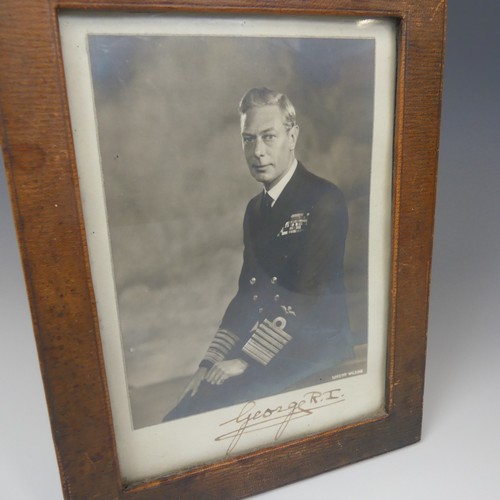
<box><xmin>179</xmin><ymin>367</ymin><xmax>208</xmax><ymax>400</ymax></box>
<box><xmin>205</xmin><ymin>359</ymin><xmax>248</xmax><ymax>385</ymax></box>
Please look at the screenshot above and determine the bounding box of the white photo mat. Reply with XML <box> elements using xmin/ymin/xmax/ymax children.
<box><xmin>59</xmin><ymin>13</ymin><xmax>395</xmax><ymax>483</ymax></box>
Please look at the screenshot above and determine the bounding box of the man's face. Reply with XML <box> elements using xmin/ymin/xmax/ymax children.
<box><xmin>241</xmin><ymin>105</ymin><xmax>298</xmax><ymax>190</ymax></box>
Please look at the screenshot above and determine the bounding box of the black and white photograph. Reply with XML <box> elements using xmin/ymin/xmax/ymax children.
<box><xmin>58</xmin><ymin>14</ymin><xmax>394</xmax><ymax>481</ymax></box>
<box><xmin>89</xmin><ymin>34</ymin><xmax>373</xmax><ymax>428</ymax></box>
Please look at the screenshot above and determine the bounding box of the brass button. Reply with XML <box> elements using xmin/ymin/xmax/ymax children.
<box><xmin>271</xmin><ymin>276</ymin><xmax>278</xmax><ymax>284</ymax></box>
<box><xmin>274</xmin><ymin>294</ymin><xmax>280</xmax><ymax>301</ymax></box>
<box><xmin>250</xmin><ymin>277</ymin><xmax>256</xmax><ymax>285</ymax></box>
<box><xmin>253</xmin><ymin>295</ymin><xmax>259</xmax><ymax>301</ymax></box>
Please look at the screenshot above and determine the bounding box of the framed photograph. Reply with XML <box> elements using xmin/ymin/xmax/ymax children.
<box><xmin>0</xmin><ymin>1</ymin><xmax>446</xmax><ymax>498</ymax></box>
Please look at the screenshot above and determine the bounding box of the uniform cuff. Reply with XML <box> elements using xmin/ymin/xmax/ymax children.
<box><xmin>241</xmin><ymin>317</ymin><xmax>293</xmax><ymax>366</ymax></box>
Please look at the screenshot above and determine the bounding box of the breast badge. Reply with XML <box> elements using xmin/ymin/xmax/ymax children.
<box><xmin>277</xmin><ymin>212</ymin><xmax>309</xmax><ymax>237</ymax></box>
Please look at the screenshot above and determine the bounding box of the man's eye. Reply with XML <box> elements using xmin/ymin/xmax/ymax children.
<box><xmin>243</xmin><ymin>136</ymin><xmax>254</xmax><ymax>144</ymax></box>
<box><xmin>263</xmin><ymin>135</ymin><xmax>276</xmax><ymax>141</ymax></box>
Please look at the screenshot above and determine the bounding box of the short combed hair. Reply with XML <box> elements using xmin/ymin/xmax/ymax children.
<box><xmin>239</xmin><ymin>87</ymin><xmax>297</xmax><ymax>129</ymax></box>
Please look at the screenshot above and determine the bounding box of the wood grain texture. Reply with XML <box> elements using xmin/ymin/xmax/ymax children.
<box><xmin>0</xmin><ymin>0</ymin><xmax>446</xmax><ymax>498</ymax></box>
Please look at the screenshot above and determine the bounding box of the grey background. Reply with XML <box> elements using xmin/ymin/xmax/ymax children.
<box><xmin>1</xmin><ymin>0</ymin><xmax>499</xmax><ymax>497</ymax></box>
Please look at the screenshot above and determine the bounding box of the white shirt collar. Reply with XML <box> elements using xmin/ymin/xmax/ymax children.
<box><xmin>265</xmin><ymin>159</ymin><xmax>298</xmax><ymax>206</ymax></box>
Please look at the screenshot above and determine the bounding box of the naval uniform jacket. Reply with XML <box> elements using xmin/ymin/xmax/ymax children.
<box><xmin>200</xmin><ymin>162</ymin><xmax>352</xmax><ymax>372</ymax></box>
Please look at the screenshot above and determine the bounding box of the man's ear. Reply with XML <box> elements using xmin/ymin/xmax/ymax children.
<box><xmin>288</xmin><ymin>124</ymin><xmax>299</xmax><ymax>150</ymax></box>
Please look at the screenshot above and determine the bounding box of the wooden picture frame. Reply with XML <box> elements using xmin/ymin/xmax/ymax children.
<box><xmin>0</xmin><ymin>1</ymin><xmax>446</xmax><ymax>499</ymax></box>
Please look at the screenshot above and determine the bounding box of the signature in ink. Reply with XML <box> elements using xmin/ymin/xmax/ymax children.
<box><xmin>215</xmin><ymin>388</ymin><xmax>345</xmax><ymax>454</ymax></box>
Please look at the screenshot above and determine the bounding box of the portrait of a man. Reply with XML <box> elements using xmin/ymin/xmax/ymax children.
<box><xmin>86</xmin><ymin>32</ymin><xmax>375</xmax><ymax>430</ymax></box>
<box><xmin>164</xmin><ymin>87</ymin><xmax>354</xmax><ymax>420</ymax></box>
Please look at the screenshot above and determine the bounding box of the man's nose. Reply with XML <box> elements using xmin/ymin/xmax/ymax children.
<box><xmin>254</xmin><ymin>137</ymin><xmax>266</xmax><ymax>157</ymax></box>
